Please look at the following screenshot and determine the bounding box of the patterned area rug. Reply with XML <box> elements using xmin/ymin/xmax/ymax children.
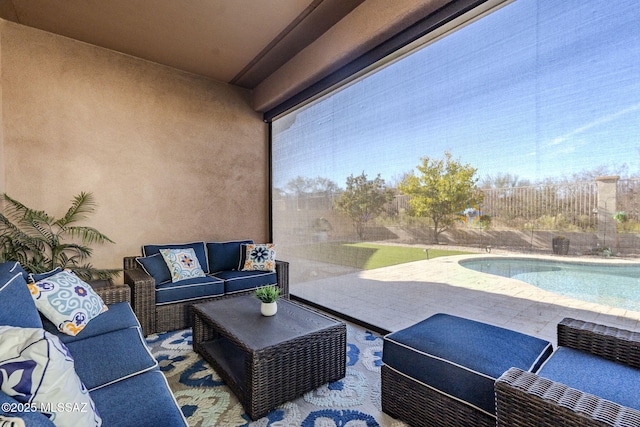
<box><xmin>146</xmin><ymin>323</ymin><xmax>407</xmax><ymax>427</ymax></box>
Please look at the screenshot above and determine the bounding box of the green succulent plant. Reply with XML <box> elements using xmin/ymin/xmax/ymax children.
<box><xmin>255</xmin><ymin>285</ymin><xmax>280</xmax><ymax>303</ymax></box>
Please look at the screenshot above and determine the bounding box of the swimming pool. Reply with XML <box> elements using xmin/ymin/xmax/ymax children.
<box><xmin>459</xmin><ymin>257</ymin><xmax>640</xmax><ymax>312</ymax></box>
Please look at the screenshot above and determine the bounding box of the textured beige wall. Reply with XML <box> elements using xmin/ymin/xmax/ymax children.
<box><xmin>0</xmin><ymin>20</ymin><xmax>269</xmax><ymax>279</ymax></box>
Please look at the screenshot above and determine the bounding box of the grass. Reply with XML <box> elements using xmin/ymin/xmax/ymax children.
<box><xmin>297</xmin><ymin>242</ymin><xmax>473</xmax><ymax>270</ymax></box>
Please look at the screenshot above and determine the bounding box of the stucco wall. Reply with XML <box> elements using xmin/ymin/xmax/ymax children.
<box><xmin>0</xmin><ymin>20</ymin><xmax>269</xmax><ymax>279</ymax></box>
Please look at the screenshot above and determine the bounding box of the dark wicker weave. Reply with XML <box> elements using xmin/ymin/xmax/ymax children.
<box><xmin>495</xmin><ymin>318</ymin><xmax>640</xmax><ymax>427</ymax></box>
<box><xmin>91</xmin><ymin>279</ymin><xmax>131</xmax><ymax>305</ymax></box>
<box><xmin>192</xmin><ymin>296</ymin><xmax>346</xmax><ymax>420</ymax></box>
<box><xmin>123</xmin><ymin>256</ymin><xmax>289</xmax><ymax>335</ymax></box>
<box><xmin>381</xmin><ymin>365</ymin><xmax>496</xmax><ymax>427</ymax></box>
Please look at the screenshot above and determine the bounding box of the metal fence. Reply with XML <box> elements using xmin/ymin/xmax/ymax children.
<box><xmin>276</xmin><ymin>178</ymin><xmax>640</xmax><ymax>233</ymax></box>
<box><xmin>617</xmin><ymin>178</ymin><xmax>640</xmax><ymax>222</ymax></box>
<box><xmin>480</xmin><ymin>181</ymin><xmax>598</xmax><ymax>230</ymax></box>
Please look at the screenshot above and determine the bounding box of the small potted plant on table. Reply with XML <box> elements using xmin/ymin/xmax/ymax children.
<box><xmin>255</xmin><ymin>285</ymin><xmax>280</xmax><ymax>316</ymax></box>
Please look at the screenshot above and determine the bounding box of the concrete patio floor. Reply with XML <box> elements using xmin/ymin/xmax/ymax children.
<box><xmin>290</xmin><ymin>252</ymin><xmax>640</xmax><ymax>346</ymax></box>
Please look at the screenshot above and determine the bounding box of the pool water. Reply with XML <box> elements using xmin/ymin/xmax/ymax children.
<box><xmin>459</xmin><ymin>258</ymin><xmax>640</xmax><ymax>312</ymax></box>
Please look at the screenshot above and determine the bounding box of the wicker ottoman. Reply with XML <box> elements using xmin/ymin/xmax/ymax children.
<box><xmin>382</xmin><ymin>313</ymin><xmax>553</xmax><ymax>427</ymax></box>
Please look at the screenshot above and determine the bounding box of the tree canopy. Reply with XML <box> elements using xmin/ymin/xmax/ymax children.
<box><xmin>335</xmin><ymin>172</ymin><xmax>393</xmax><ymax>240</ymax></box>
<box><xmin>399</xmin><ymin>152</ymin><xmax>483</xmax><ymax>243</ymax></box>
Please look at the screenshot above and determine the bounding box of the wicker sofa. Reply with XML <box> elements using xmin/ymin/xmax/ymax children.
<box><xmin>0</xmin><ymin>261</ymin><xmax>187</xmax><ymax>426</ymax></box>
<box><xmin>495</xmin><ymin>318</ymin><xmax>640</xmax><ymax>427</ymax></box>
<box><xmin>124</xmin><ymin>240</ymin><xmax>289</xmax><ymax>335</ymax></box>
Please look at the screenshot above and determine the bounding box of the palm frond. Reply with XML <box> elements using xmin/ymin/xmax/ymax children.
<box><xmin>56</xmin><ymin>192</ymin><xmax>95</xmax><ymax>228</ymax></box>
<box><xmin>54</xmin><ymin>243</ymin><xmax>92</xmax><ymax>262</ymax></box>
<box><xmin>26</xmin><ymin>217</ymin><xmax>56</xmax><ymax>245</ymax></box>
<box><xmin>2</xmin><ymin>192</ymin><xmax>115</xmax><ymax>278</ymax></box>
<box><xmin>3</xmin><ymin>193</ymin><xmax>53</xmax><ymax>226</ymax></box>
<box><xmin>67</xmin><ymin>226</ymin><xmax>115</xmax><ymax>245</ymax></box>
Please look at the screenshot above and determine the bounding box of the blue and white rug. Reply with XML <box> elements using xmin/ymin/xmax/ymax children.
<box><xmin>146</xmin><ymin>323</ymin><xmax>407</xmax><ymax>426</ymax></box>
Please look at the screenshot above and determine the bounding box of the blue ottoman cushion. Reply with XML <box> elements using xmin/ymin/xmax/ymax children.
<box><xmin>538</xmin><ymin>346</ymin><xmax>640</xmax><ymax>412</ymax></box>
<box><xmin>212</xmin><ymin>270</ymin><xmax>277</xmax><ymax>294</ymax></box>
<box><xmin>383</xmin><ymin>313</ymin><xmax>553</xmax><ymax>416</ymax></box>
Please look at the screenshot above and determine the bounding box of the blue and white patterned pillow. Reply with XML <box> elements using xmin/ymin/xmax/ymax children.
<box><xmin>28</xmin><ymin>270</ymin><xmax>108</xmax><ymax>336</ymax></box>
<box><xmin>239</xmin><ymin>243</ymin><xmax>276</xmax><ymax>272</ymax></box>
<box><xmin>159</xmin><ymin>248</ymin><xmax>206</xmax><ymax>282</ymax></box>
<box><xmin>0</xmin><ymin>326</ymin><xmax>101</xmax><ymax>427</ymax></box>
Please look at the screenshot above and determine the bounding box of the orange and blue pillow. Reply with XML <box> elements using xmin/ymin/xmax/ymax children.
<box><xmin>159</xmin><ymin>248</ymin><xmax>206</xmax><ymax>283</ymax></box>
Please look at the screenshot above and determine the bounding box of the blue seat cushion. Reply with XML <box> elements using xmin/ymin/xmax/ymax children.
<box><xmin>66</xmin><ymin>326</ymin><xmax>157</xmax><ymax>390</ymax></box>
<box><xmin>142</xmin><ymin>241</ymin><xmax>209</xmax><ymax>274</ymax></box>
<box><xmin>0</xmin><ymin>266</ymin><xmax>42</xmax><ymax>329</ymax></box>
<box><xmin>538</xmin><ymin>346</ymin><xmax>640</xmax><ymax>412</ymax></box>
<box><xmin>155</xmin><ymin>276</ymin><xmax>224</xmax><ymax>305</ymax></box>
<box><xmin>42</xmin><ymin>302</ymin><xmax>140</xmax><ymax>344</ymax></box>
<box><xmin>206</xmin><ymin>240</ymin><xmax>253</xmax><ymax>272</ymax></box>
<box><xmin>90</xmin><ymin>369</ymin><xmax>187</xmax><ymax>427</ymax></box>
<box><xmin>383</xmin><ymin>313</ymin><xmax>553</xmax><ymax>416</ymax></box>
<box><xmin>212</xmin><ymin>270</ymin><xmax>277</xmax><ymax>294</ymax></box>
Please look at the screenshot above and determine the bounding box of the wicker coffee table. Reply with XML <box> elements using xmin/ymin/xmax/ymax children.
<box><xmin>192</xmin><ymin>295</ymin><xmax>346</xmax><ymax>420</ymax></box>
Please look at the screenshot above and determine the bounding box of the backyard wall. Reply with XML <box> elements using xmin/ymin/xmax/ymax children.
<box><xmin>0</xmin><ymin>20</ymin><xmax>270</xmax><ymax>279</ymax></box>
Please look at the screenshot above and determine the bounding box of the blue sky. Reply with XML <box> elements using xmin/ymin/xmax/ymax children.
<box><xmin>273</xmin><ymin>0</ymin><xmax>640</xmax><ymax>190</ymax></box>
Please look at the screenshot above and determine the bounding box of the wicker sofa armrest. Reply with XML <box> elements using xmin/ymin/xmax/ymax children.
<box><xmin>90</xmin><ymin>279</ymin><xmax>131</xmax><ymax>305</ymax></box>
<box><xmin>558</xmin><ymin>318</ymin><xmax>640</xmax><ymax>369</ymax></box>
<box><xmin>496</xmin><ymin>367</ymin><xmax>640</xmax><ymax>427</ymax></box>
<box><xmin>123</xmin><ymin>260</ymin><xmax>156</xmax><ymax>335</ymax></box>
<box><xmin>276</xmin><ymin>260</ymin><xmax>289</xmax><ymax>298</ymax></box>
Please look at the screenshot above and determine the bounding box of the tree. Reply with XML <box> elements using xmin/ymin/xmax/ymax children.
<box><xmin>399</xmin><ymin>152</ymin><xmax>483</xmax><ymax>243</ymax></box>
<box><xmin>0</xmin><ymin>192</ymin><xmax>120</xmax><ymax>281</ymax></box>
<box><xmin>335</xmin><ymin>172</ymin><xmax>393</xmax><ymax>239</ymax></box>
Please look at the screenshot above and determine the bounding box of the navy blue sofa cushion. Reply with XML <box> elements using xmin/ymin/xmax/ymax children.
<box><xmin>155</xmin><ymin>276</ymin><xmax>224</xmax><ymax>305</ymax></box>
<box><xmin>90</xmin><ymin>369</ymin><xmax>187</xmax><ymax>426</ymax></box>
<box><xmin>538</xmin><ymin>346</ymin><xmax>640</xmax><ymax>412</ymax></box>
<box><xmin>27</xmin><ymin>267</ymin><xmax>63</xmax><ymax>283</ymax></box>
<box><xmin>212</xmin><ymin>270</ymin><xmax>277</xmax><ymax>294</ymax></box>
<box><xmin>206</xmin><ymin>240</ymin><xmax>253</xmax><ymax>272</ymax></box>
<box><xmin>0</xmin><ymin>260</ymin><xmax>28</xmax><ymax>281</ymax></box>
<box><xmin>43</xmin><ymin>302</ymin><xmax>140</xmax><ymax>344</ymax></box>
<box><xmin>0</xmin><ymin>266</ymin><xmax>42</xmax><ymax>329</ymax></box>
<box><xmin>136</xmin><ymin>253</ymin><xmax>172</xmax><ymax>285</ymax></box>
<box><xmin>142</xmin><ymin>241</ymin><xmax>209</xmax><ymax>274</ymax></box>
<box><xmin>67</xmin><ymin>326</ymin><xmax>157</xmax><ymax>390</ymax></box>
<box><xmin>383</xmin><ymin>313</ymin><xmax>553</xmax><ymax>416</ymax></box>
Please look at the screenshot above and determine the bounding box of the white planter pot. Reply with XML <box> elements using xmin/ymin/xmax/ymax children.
<box><xmin>261</xmin><ymin>301</ymin><xmax>278</xmax><ymax>316</ymax></box>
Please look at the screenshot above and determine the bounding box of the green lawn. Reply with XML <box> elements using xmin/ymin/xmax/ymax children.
<box><xmin>297</xmin><ymin>242</ymin><xmax>472</xmax><ymax>270</ymax></box>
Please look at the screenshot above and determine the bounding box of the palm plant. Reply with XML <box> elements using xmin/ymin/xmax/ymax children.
<box><xmin>0</xmin><ymin>191</ymin><xmax>119</xmax><ymax>281</ymax></box>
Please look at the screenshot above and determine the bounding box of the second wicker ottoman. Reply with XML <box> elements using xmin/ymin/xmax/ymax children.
<box><xmin>381</xmin><ymin>313</ymin><xmax>553</xmax><ymax>427</ymax></box>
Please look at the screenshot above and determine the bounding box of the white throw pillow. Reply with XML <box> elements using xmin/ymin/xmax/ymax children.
<box><xmin>0</xmin><ymin>326</ymin><xmax>101</xmax><ymax>427</ymax></box>
<box><xmin>159</xmin><ymin>248</ymin><xmax>206</xmax><ymax>282</ymax></box>
<box><xmin>239</xmin><ymin>243</ymin><xmax>277</xmax><ymax>272</ymax></box>
<box><xmin>28</xmin><ymin>270</ymin><xmax>108</xmax><ymax>336</ymax></box>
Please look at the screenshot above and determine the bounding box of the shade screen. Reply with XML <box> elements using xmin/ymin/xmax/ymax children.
<box><xmin>272</xmin><ymin>0</ymin><xmax>640</xmax><ymax>286</ymax></box>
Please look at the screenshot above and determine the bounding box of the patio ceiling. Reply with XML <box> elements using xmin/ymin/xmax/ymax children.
<box><xmin>0</xmin><ymin>0</ymin><xmax>364</xmax><ymax>89</ymax></box>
